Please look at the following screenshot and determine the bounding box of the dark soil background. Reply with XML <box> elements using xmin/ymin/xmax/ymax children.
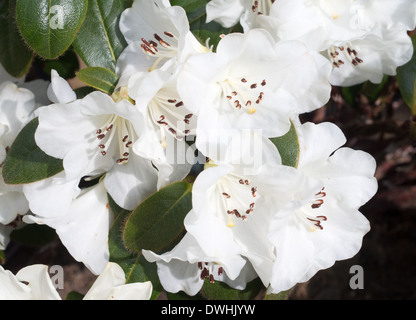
<box><xmin>3</xmin><ymin>77</ymin><xmax>416</xmax><ymax>300</ymax></box>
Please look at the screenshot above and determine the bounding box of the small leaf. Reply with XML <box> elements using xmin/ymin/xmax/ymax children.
<box><xmin>2</xmin><ymin>117</ymin><xmax>64</xmax><ymax>184</ymax></box>
<box><xmin>201</xmin><ymin>277</ymin><xmax>264</xmax><ymax>300</ymax></box>
<box><xmin>269</xmin><ymin>122</ymin><xmax>300</xmax><ymax>168</ymax></box>
<box><xmin>76</xmin><ymin>67</ymin><xmax>119</xmax><ymax>94</ymax></box>
<box><xmin>397</xmin><ymin>33</ymin><xmax>416</xmax><ymax>116</ymax></box>
<box><xmin>65</xmin><ymin>291</ymin><xmax>85</xmax><ymax>300</ymax></box>
<box><xmin>16</xmin><ymin>0</ymin><xmax>88</xmax><ymax>59</ymax></box>
<box><xmin>108</xmin><ymin>194</ymin><xmax>163</xmax><ymax>300</ymax></box>
<box><xmin>0</xmin><ymin>0</ymin><xmax>33</xmax><ymax>78</ymax></box>
<box><xmin>122</xmin><ymin>181</ymin><xmax>192</xmax><ymax>255</ymax></box>
<box><xmin>72</xmin><ymin>0</ymin><xmax>133</xmax><ymax>72</ymax></box>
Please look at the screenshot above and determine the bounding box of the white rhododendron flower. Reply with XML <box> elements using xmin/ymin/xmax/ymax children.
<box><xmin>117</xmin><ymin>0</ymin><xmax>208</xmax><ymax>86</ymax></box>
<box><xmin>0</xmin><ymin>262</ymin><xmax>152</xmax><ymax>300</ymax></box>
<box><xmin>35</xmin><ymin>89</ymin><xmax>159</xmax><ymax>211</ymax></box>
<box><xmin>180</xmin><ymin>131</ymin><xmax>311</xmax><ymax>289</ymax></box>
<box><xmin>263</xmin><ymin>0</ymin><xmax>415</xmax><ymax>86</ymax></box>
<box><xmin>267</xmin><ymin>121</ymin><xmax>378</xmax><ymax>293</ymax></box>
<box><xmin>143</xmin><ymin>232</ymin><xmax>258</xmax><ymax>296</ymax></box>
<box><xmin>178</xmin><ymin>29</ymin><xmax>331</xmax><ymax>140</ymax></box>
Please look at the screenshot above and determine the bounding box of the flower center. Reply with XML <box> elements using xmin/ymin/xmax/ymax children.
<box><xmin>327</xmin><ymin>43</ymin><xmax>363</xmax><ymax>68</ymax></box>
<box><xmin>220</xmin><ymin>77</ymin><xmax>267</xmax><ymax>115</ymax></box>
<box><xmin>216</xmin><ymin>173</ymin><xmax>259</xmax><ymax>228</ymax></box>
<box><xmin>297</xmin><ymin>187</ymin><xmax>328</xmax><ymax>232</ymax></box>
<box><xmin>251</xmin><ymin>0</ymin><xmax>275</xmax><ymax>15</ymax></box>
<box><xmin>147</xmin><ymin>89</ymin><xmax>194</xmax><ymax>148</ymax></box>
<box><xmin>96</xmin><ymin>115</ymin><xmax>136</xmax><ymax>165</ymax></box>
<box><xmin>140</xmin><ymin>31</ymin><xmax>179</xmax><ymax>71</ymax></box>
<box><xmin>198</xmin><ymin>262</ymin><xmax>224</xmax><ymax>284</ymax></box>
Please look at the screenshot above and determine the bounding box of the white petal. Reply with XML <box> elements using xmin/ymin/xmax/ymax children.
<box><xmin>22</xmin><ymin>172</ymin><xmax>80</xmax><ymax>220</ymax></box>
<box><xmin>49</xmin><ymin>182</ymin><xmax>112</xmax><ymax>275</ymax></box>
<box><xmin>47</xmin><ymin>69</ymin><xmax>76</xmax><ymax>104</ymax></box>
<box><xmin>0</xmin><ymin>265</ymin><xmax>32</xmax><ymax>299</ymax></box>
<box><xmin>104</xmin><ymin>153</ymin><xmax>158</xmax><ymax>210</ymax></box>
<box><xmin>83</xmin><ymin>262</ymin><xmax>125</xmax><ymax>300</ymax></box>
<box><xmin>206</xmin><ymin>0</ymin><xmax>246</xmax><ymax>28</ymax></box>
<box><xmin>16</xmin><ymin>265</ymin><xmax>61</xmax><ymax>300</ymax></box>
<box><xmin>297</xmin><ymin>122</ymin><xmax>347</xmax><ymax>170</ymax></box>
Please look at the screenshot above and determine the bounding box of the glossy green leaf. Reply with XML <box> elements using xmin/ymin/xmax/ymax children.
<box><xmin>108</xmin><ymin>194</ymin><xmax>163</xmax><ymax>300</ymax></box>
<box><xmin>269</xmin><ymin>122</ymin><xmax>300</xmax><ymax>168</ymax></box>
<box><xmin>2</xmin><ymin>117</ymin><xmax>64</xmax><ymax>184</ymax></box>
<box><xmin>76</xmin><ymin>67</ymin><xmax>119</xmax><ymax>94</ymax></box>
<box><xmin>397</xmin><ymin>33</ymin><xmax>416</xmax><ymax>116</ymax></box>
<box><xmin>16</xmin><ymin>0</ymin><xmax>88</xmax><ymax>59</ymax></box>
<box><xmin>0</xmin><ymin>0</ymin><xmax>33</xmax><ymax>78</ymax></box>
<box><xmin>123</xmin><ymin>181</ymin><xmax>192</xmax><ymax>255</ymax></box>
<box><xmin>72</xmin><ymin>0</ymin><xmax>132</xmax><ymax>72</ymax></box>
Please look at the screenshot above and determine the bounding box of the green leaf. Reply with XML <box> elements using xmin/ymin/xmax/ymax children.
<box><xmin>41</xmin><ymin>48</ymin><xmax>80</xmax><ymax>79</ymax></box>
<box><xmin>397</xmin><ymin>33</ymin><xmax>416</xmax><ymax>116</ymax></box>
<box><xmin>0</xmin><ymin>0</ymin><xmax>33</xmax><ymax>78</ymax></box>
<box><xmin>16</xmin><ymin>0</ymin><xmax>88</xmax><ymax>59</ymax></box>
<box><xmin>2</xmin><ymin>117</ymin><xmax>64</xmax><ymax>184</ymax></box>
<box><xmin>76</xmin><ymin>67</ymin><xmax>119</xmax><ymax>94</ymax></box>
<box><xmin>201</xmin><ymin>277</ymin><xmax>264</xmax><ymax>300</ymax></box>
<box><xmin>72</xmin><ymin>0</ymin><xmax>132</xmax><ymax>72</ymax></box>
<box><xmin>269</xmin><ymin>122</ymin><xmax>300</xmax><ymax>168</ymax></box>
<box><xmin>108</xmin><ymin>194</ymin><xmax>163</xmax><ymax>300</ymax></box>
<box><xmin>65</xmin><ymin>291</ymin><xmax>85</xmax><ymax>300</ymax></box>
<box><xmin>123</xmin><ymin>181</ymin><xmax>192</xmax><ymax>255</ymax></box>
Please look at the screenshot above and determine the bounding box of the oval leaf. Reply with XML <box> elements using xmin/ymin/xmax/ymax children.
<box><xmin>108</xmin><ymin>194</ymin><xmax>162</xmax><ymax>299</ymax></box>
<box><xmin>2</xmin><ymin>117</ymin><xmax>64</xmax><ymax>184</ymax></box>
<box><xmin>16</xmin><ymin>0</ymin><xmax>88</xmax><ymax>59</ymax></box>
<box><xmin>76</xmin><ymin>67</ymin><xmax>119</xmax><ymax>94</ymax></box>
<box><xmin>269</xmin><ymin>121</ymin><xmax>300</xmax><ymax>168</ymax></box>
<box><xmin>123</xmin><ymin>181</ymin><xmax>192</xmax><ymax>254</ymax></box>
<box><xmin>0</xmin><ymin>0</ymin><xmax>33</xmax><ymax>78</ymax></box>
<box><xmin>72</xmin><ymin>0</ymin><xmax>132</xmax><ymax>72</ymax></box>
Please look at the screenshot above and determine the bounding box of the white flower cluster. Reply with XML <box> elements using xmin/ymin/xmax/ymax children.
<box><xmin>0</xmin><ymin>0</ymin><xmax>414</xmax><ymax>298</ymax></box>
